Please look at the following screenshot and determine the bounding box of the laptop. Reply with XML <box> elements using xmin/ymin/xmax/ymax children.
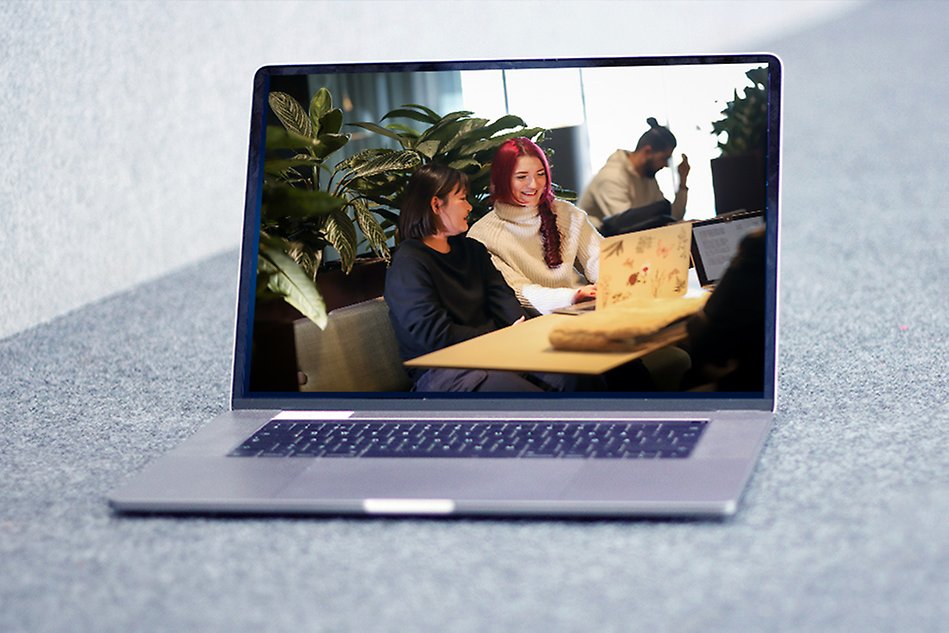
<box><xmin>553</xmin><ymin>221</ymin><xmax>695</xmax><ymax>315</ymax></box>
<box><xmin>109</xmin><ymin>53</ymin><xmax>781</xmax><ymax>518</ymax></box>
<box><xmin>691</xmin><ymin>210</ymin><xmax>766</xmax><ymax>288</ymax></box>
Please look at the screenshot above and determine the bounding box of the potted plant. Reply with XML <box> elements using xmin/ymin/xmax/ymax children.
<box><xmin>710</xmin><ymin>66</ymin><xmax>768</xmax><ymax>215</ymax></box>
<box><xmin>251</xmin><ymin>91</ymin><xmax>563</xmax><ymax>391</ymax></box>
<box><xmin>257</xmin><ymin>88</ymin><xmax>421</xmax><ymax>329</ymax></box>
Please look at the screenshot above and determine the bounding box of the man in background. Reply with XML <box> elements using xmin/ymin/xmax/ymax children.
<box><xmin>579</xmin><ymin>117</ymin><xmax>691</xmax><ymax>228</ymax></box>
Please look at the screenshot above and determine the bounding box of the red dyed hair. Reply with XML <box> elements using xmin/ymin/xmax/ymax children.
<box><xmin>490</xmin><ymin>137</ymin><xmax>555</xmax><ymax>208</ymax></box>
<box><xmin>490</xmin><ymin>138</ymin><xmax>562</xmax><ymax>268</ymax></box>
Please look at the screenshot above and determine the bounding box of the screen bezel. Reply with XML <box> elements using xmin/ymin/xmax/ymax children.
<box><xmin>231</xmin><ymin>54</ymin><xmax>782</xmax><ymax>413</ymax></box>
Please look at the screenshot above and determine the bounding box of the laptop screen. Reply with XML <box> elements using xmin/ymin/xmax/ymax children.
<box><xmin>691</xmin><ymin>210</ymin><xmax>766</xmax><ymax>287</ymax></box>
<box><xmin>233</xmin><ymin>55</ymin><xmax>780</xmax><ymax>408</ymax></box>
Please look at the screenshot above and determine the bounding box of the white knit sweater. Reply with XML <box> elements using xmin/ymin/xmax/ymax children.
<box><xmin>467</xmin><ymin>199</ymin><xmax>602</xmax><ymax>314</ymax></box>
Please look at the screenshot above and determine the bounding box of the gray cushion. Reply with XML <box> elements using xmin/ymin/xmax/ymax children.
<box><xmin>294</xmin><ymin>297</ymin><xmax>412</xmax><ymax>392</ymax></box>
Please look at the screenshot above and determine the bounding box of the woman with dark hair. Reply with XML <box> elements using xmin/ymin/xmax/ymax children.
<box><xmin>466</xmin><ymin>137</ymin><xmax>602</xmax><ymax>315</ymax></box>
<box><xmin>384</xmin><ymin>163</ymin><xmax>562</xmax><ymax>392</ymax></box>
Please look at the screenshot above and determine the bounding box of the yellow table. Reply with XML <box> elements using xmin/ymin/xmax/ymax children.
<box><xmin>404</xmin><ymin>314</ymin><xmax>689</xmax><ymax>375</ymax></box>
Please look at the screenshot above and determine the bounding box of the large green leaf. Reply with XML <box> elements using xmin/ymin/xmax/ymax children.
<box><xmin>261</xmin><ymin>184</ymin><xmax>347</xmax><ymax>220</ymax></box>
<box><xmin>414</xmin><ymin>140</ymin><xmax>440</xmax><ymax>160</ymax></box>
<box><xmin>393</xmin><ymin>103</ymin><xmax>441</xmax><ymax>123</ymax></box>
<box><xmin>382</xmin><ymin>107</ymin><xmax>440</xmax><ymax>125</ymax></box>
<box><xmin>385</xmin><ymin>123</ymin><xmax>422</xmax><ymax>138</ymax></box>
<box><xmin>417</xmin><ymin>111</ymin><xmax>474</xmax><ymax>144</ymax></box>
<box><xmin>440</xmin><ymin>118</ymin><xmax>488</xmax><ymax>155</ymax></box>
<box><xmin>463</xmin><ymin>127</ymin><xmax>547</xmax><ymax>158</ymax></box>
<box><xmin>312</xmin><ymin>132</ymin><xmax>350</xmax><ymax>159</ymax></box>
<box><xmin>333</xmin><ymin>148</ymin><xmax>389</xmax><ymax>173</ymax></box>
<box><xmin>269</xmin><ymin>92</ymin><xmax>313</xmax><ymax>139</ymax></box>
<box><xmin>258</xmin><ymin>236</ymin><xmax>328</xmax><ymax>328</ymax></box>
<box><xmin>345</xmin><ymin>149</ymin><xmax>421</xmax><ymax>180</ymax></box>
<box><xmin>318</xmin><ymin>108</ymin><xmax>343</xmax><ymax>135</ymax></box>
<box><xmin>309</xmin><ymin>87</ymin><xmax>333</xmax><ymax>133</ymax></box>
<box><xmin>447</xmin><ymin>158</ymin><xmax>481</xmax><ymax>172</ymax></box>
<box><xmin>353</xmin><ymin>200</ymin><xmax>391</xmax><ymax>262</ymax></box>
<box><xmin>265</xmin><ymin>126</ymin><xmax>322</xmax><ymax>152</ymax></box>
<box><xmin>480</xmin><ymin>114</ymin><xmax>528</xmax><ymax>138</ymax></box>
<box><xmin>348</xmin><ymin>121</ymin><xmax>412</xmax><ymax>148</ymax></box>
<box><xmin>323</xmin><ymin>209</ymin><xmax>358</xmax><ymax>273</ymax></box>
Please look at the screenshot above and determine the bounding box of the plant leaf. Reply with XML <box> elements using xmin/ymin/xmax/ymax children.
<box><xmin>348</xmin><ymin>121</ymin><xmax>413</xmax><ymax>148</ymax></box>
<box><xmin>385</xmin><ymin>122</ymin><xmax>422</xmax><ymax>138</ymax></box>
<box><xmin>346</xmin><ymin>149</ymin><xmax>422</xmax><ymax>180</ymax></box>
<box><xmin>323</xmin><ymin>208</ymin><xmax>358</xmax><ymax>273</ymax></box>
<box><xmin>312</xmin><ymin>132</ymin><xmax>350</xmax><ymax>158</ymax></box>
<box><xmin>448</xmin><ymin>158</ymin><xmax>481</xmax><ymax>172</ymax></box>
<box><xmin>265</xmin><ymin>126</ymin><xmax>322</xmax><ymax>152</ymax></box>
<box><xmin>418</xmin><ymin>111</ymin><xmax>473</xmax><ymax>144</ymax></box>
<box><xmin>382</xmin><ymin>107</ymin><xmax>440</xmax><ymax>124</ymax></box>
<box><xmin>332</xmin><ymin>148</ymin><xmax>386</xmax><ymax>177</ymax></box>
<box><xmin>309</xmin><ymin>87</ymin><xmax>333</xmax><ymax>133</ymax></box>
<box><xmin>440</xmin><ymin>118</ymin><xmax>488</xmax><ymax>155</ymax></box>
<box><xmin>269</xmin><ymin>92</ymin><xmax>313</xmax><ymax>138</ymax></box>
<box><xmin>481</xmin><ymin>114</ymin><xmax>528</xmax><ymax>138</ymax></box>
<box><xmin>258</xmin><ymin>236</ymin><xmax>328</xmax><ymax>328</ymax></box>
<box><xmin>414</xmin><ymin>140</ymin><xmax>440</xmax><ymax>160</ymax></box>
<box><xmin>318</xmin><ymin>108</ymin><xmax>343</xmax><ymax>135</ymax></box>
<box><xmin>353</xmin><ymin>199</ymin><xmax>391</xmax><ymax>262</ymax></box>
<box><xmin>261</xmin><ymin>184</ymin><xmax>347</xmax><ymax>220</ymax></box>
<box><xmin>463</xmin><ymin>127</ymin><xmax>547</xmax><ymax>158</ymax></box>
<box><xmin>396</xmin><ymin>103</ymin><xmax>442</xmax><ymax>122</ymax></box>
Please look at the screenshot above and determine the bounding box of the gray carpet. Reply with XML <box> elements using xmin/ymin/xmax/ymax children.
<box><xmin>2</xmin><ymin>2</ymin><xmax>947</xmax><ymax>631</ymax></box>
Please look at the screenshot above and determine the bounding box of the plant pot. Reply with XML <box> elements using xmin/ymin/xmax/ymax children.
<box><xmin>316</xmin><ymin>257</ymin><xmax>388</xmax><ymax>312</ymax></box>
<box><xmin>710</xmin><ymin>153</ymin><xmax>766</xmax><ymax>216</ymax></box>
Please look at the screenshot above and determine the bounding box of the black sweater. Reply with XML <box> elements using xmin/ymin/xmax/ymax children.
<box><xmin>384</xmin><ymin>237</ymin><xmax>525</xmax><ymax>366</ymax></box>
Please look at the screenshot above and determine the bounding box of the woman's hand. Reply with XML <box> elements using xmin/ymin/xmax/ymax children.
<box><xmin>573</xmin><ymin>284</ymin><xmax>597</xmax><ymax>304</ymax></box>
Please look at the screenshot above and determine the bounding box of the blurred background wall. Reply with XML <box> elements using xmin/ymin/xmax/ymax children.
<box><xmin>0</xmin><ymin>0</ymin><xmax>864</xmax><ymax>340</ymax></box>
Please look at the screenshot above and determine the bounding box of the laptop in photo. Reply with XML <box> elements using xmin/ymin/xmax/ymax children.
<box><xmin>553</xmin><ymin>221</ymin><xmax>695</xmax><ymax>316</ymax></box>
<box><xmin>109</xmin><ymin>53</ymin><xmax>782</xmax><ymax>518</ymax></box>
<box><xmin>691</xmin><ymin>209</ymin><xmax>765</xmax><ymax>288</ymax></box>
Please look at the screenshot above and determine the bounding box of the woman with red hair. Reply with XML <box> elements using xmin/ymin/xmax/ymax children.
<box><xmin>469</xmin><ymin>138</ymin><xmax>690</xmax><ymax>390</ymax></box>
<box><xmin>467</xmin><ymin>137</ymin><xmax>602</xmax><ymax>315</ymax></box>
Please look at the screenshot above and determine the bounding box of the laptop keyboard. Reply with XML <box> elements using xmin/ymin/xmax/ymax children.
<box><xmin>229</xmin><ymin>419</ymin><xmax>707</xmax><ymax>459</ymax></box>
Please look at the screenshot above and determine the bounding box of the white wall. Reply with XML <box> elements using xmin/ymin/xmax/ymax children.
<box><xmin>0</xmin><ymin>0</ymin><xmax>863</xmax><ymax>340</ymax></box>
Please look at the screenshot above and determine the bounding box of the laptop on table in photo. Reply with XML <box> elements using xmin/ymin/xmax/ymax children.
<box><xmin>691</xmin><ymin>209</ymin><xmax>765</xmax><ymax>289</ymax></box>
<box><xmin>109</xmin><ymin>53</ymin><xmax>782</xmax><ymax>518</ymax></box>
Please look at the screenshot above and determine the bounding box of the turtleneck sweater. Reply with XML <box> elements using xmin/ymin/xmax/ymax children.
<box><xmin>467</xmin><ymin>199</ymin><xmax>602</xmax><ymax>315</ymax></box>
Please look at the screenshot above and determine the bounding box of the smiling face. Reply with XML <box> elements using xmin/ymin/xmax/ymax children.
<box><xmin>510</xmin><ymin>155</ymin><xmax>548</xmax><ymax>207</ymax></box>
<box><xmin>432</xmin><ymin>184</ymin><xmax>472</xmax><ymax>237</ymax></box>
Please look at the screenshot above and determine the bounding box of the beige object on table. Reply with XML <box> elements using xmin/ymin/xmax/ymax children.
<box><xmin>548</xmin><ymin>295</ymin><xmax>709</xmax><ymax>352</ymax></box>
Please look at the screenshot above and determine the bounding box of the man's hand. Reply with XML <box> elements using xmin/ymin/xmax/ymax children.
<box><xmin>573</xmin><ymin>284</ymin><xmax>597</xmax><ymax>304</ymax></box>
<box><xmin>677</xmin><ymin>153</ymin><xmax>690</xmax><ymax>188</ymax></box>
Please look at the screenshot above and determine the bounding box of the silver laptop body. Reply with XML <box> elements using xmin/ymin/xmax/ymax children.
<box><xmin>110</xmin><ymin>54</ymin><xmax>782</xmax><ymax>518</ymax></box>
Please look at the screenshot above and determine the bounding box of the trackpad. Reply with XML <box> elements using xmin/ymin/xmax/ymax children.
<box><xmin>279</xmin><ymin>459</ymin><xmax>585</xmax><ymax>501</ymax></box>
